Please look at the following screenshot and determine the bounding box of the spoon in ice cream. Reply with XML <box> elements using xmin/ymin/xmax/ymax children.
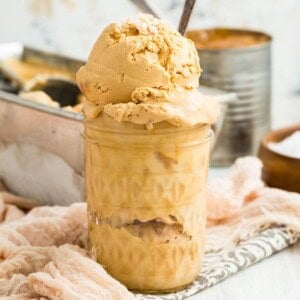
<box><xmin>129</xmin><ymin>0</ymin><xmax>163</xmax><ymax>19</ymax></box>
<box><xmin>178</xmin><ymin>0</ymin><xmax>197</xmax><ymax>35</ymax></box>
<box><xmin>23</xmin><ymin>75</ymin><xmax>80</xmax><ymax>107</ymax></box>
<box><xmin>129</xmin><ymin>0</ymin><xmax>196</xmax><ymax>36</ymax></box>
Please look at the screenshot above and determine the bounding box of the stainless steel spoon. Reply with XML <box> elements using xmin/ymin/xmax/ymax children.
<box><xmin>129</xmin><ymin>0</ymin><xmax>196</xmax><ymax>36</ymax></box>
<box><xmin>178</xmin><ymin>0</ymin><xmax>197</xmax><ymax>35</ymax></box>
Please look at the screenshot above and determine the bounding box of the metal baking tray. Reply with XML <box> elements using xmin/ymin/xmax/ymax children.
<box><xmin>0</xmin><ymin>43</ymin><xmax>85</xmax><ymax>205</ymax></box>
<box><xmin>0</xmin><ymin>43</ymin><xmax>236</xmax><ymax>206</ymax></box>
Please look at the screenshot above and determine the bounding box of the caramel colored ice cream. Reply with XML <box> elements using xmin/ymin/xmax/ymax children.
<box><xmin>0</xmin><ymin>58</ymin><xmax>74</xmax><ymax>86</ymax></box>
<box><xmin>78</xmin><ymin>15</ymin><xmax>218</xmax><ymax>292</ymax></box>
<box><xmin>19</xmin><ymin>91</ymin><xmax>60</xmax><ymax>108</ymax></box>
<box><xmin>77</xmin><ymin>14</ymin><xmax>219</xmax><ymax>129</ymax></box>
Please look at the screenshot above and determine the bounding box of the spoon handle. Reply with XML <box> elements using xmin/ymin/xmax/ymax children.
<box><xmin>178</xmin><ymin>0</ymin><xmax>197</xmax><ymax>35</ymax></box>
<box><xmin>129</xmin><ymin>0</ymin><xmax>163</xmax><ymax>19</ymax></box>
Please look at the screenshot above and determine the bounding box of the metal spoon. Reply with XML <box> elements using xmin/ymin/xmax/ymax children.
<box><xmin>178</xmin><ymin>0</ymin><xmax>196</xmax><ymax>35</ymax></box>
<box><xmin>23</xmin><ymin>75</ymin><xmax>80</xmax><ymax>107</ymax></box>
<box><xmin>129</xmin><ymin>0</ymin><xmax>196</xmax><ymax>36</ymax></box>
<box><xmin>129</xmin><ymin>0</ymin><xmax>163</xmax><ymax>19</ymax></box>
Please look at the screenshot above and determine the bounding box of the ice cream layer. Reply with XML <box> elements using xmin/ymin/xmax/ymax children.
<box><xmin>104</xmin><ymin>88</ymin><xmax>219</xmax><ymax>128</ymax></box>
<box><xmin>77</xmin><ymin>15</ymin><xmax>219</xmax><ymax>128</ymax></box>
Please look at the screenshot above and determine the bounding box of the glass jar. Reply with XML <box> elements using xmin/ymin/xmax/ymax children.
<box><xmin>84</xmin><ymin>115</ymin><xmax>213</xmax><ymax>292</ymax></box>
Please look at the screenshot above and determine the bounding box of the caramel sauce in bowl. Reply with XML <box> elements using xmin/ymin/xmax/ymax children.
<box><xmin>186</xmin><ymin>28</ymin><xmax>271</xmax><ymax>50</ymax></box>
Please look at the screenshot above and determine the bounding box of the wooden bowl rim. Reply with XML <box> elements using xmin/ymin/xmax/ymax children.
<box><xmin>261</xmin><ymin>124</ymin><xmax>300</xmax><ymax>163</ymax></box>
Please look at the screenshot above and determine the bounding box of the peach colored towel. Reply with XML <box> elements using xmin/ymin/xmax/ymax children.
<box><xmin>0</xmin><ymin>200</ymin><xmax>134</xmax><ymax>299</ymax></box>
<box><xmin>0</xmin><ymin>157</ymin><xmax>300</xmax><ymax>299</ymax></box>
<box><xmin>206</xmin><ymin>157</ymin><xmax>300</xmax><ymax>252</ymax></box>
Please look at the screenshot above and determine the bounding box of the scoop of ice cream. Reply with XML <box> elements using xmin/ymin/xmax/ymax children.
<box><xmin>76</xmin><ymin>14</ymin><xmax>201</xmax><ymax>106</ymax></box>
<box><xmin>77</xmin><ymin>15</ymin><xmax>220</xmax><ymax>128</ymax></box>
<box><xmin>104</xmin><ymin>88</ymin><xmax>220</xmax><ymax>128</ymax></box>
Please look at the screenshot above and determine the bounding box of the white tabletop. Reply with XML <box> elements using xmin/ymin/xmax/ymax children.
<box><xmin>190</xmin><ymin>242</ymin><xmax>300</xmax><ymax>300</ymax></box>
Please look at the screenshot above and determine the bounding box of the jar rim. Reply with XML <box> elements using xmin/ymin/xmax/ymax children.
<box><xmin>82</xmin><ymin>129</ymin><xmax>214</xmax><ymax>149</ymax></box>
<box><xmin>83</xmin><ymin>119</ymin><xmax>210</xmax><ymax>136</ymax></box>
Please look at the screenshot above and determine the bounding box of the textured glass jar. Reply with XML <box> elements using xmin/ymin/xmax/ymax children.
<box><xmin>84</xmin><ymin>116</ymin><xmax>213</xmax><ymax>292</ymax></box>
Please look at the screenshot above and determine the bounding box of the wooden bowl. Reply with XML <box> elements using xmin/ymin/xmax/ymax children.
<box><xmin>258</xmin><ymin>124</ymin><xmax>300</xmax><ymax>193</ymax></box>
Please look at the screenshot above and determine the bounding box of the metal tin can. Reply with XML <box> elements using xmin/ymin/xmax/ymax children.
<box><xmin>187</xmin><ymin>28</ymin><xmax>272</xmax><ymax>166</ymax></box>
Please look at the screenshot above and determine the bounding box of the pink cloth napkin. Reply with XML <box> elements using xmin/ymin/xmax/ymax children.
<box><xmin>206</xmin><ymin>157</ymin><xmax>300</xmax><ymax>251</ymax></box>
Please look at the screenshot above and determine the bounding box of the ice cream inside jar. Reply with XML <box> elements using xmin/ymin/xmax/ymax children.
<box><xmin>77</xmin><ymin>15</ymin><xmax>219</xmax><ymax>292</ymax></box>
